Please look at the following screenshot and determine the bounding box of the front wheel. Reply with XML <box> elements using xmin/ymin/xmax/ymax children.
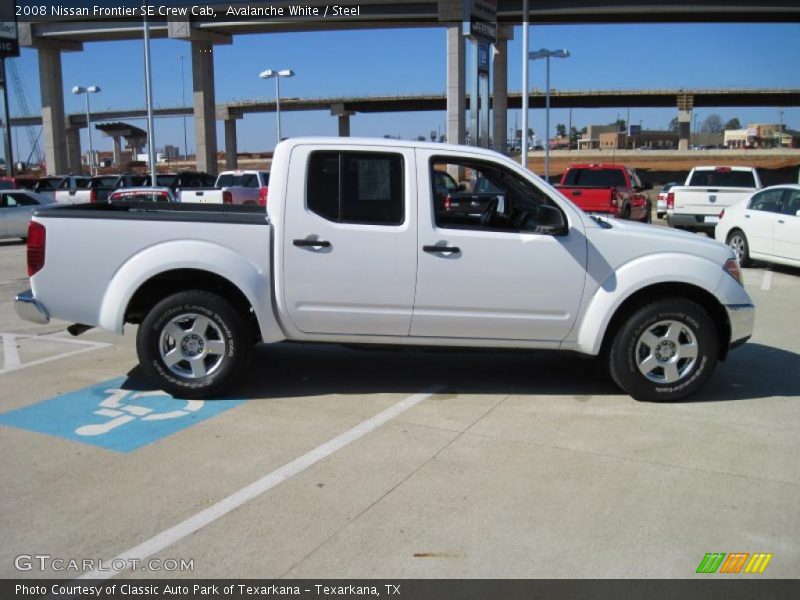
<box><xmin>136</xmin><ymin>290</ymin><xmax>252</xmax><ymax>398</ymax></box>
<box><xmin>609</xmin><ymin>299</ymin><xmax>719</xmax><ymax>402</ymax></box>
<box><xmin>726</xmin><ymin>229</ymin><xmax>751</xmax><ymax>267</ymax></box>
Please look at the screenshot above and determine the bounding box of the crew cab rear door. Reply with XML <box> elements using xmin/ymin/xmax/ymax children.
<box><xmin>282</xmin><ymin>145</ymin><xmax>418</xmax><ymax>336</ymax></box>
<box><xmin>411</xmin><ymin>150</ymin><xmax>587</xmax><ymax>342</ymax></box>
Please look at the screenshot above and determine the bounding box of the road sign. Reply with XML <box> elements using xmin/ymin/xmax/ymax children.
<box><xmin>0</xmin><ymin>0</ymin><xmax>19</xmax><ymax>59</ymax></box>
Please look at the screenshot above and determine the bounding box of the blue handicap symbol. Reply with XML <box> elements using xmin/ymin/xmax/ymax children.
<box><xmin>0</xmin><ymin>377</ymin><xmax>245</xmax><ymax>452</ymax></box>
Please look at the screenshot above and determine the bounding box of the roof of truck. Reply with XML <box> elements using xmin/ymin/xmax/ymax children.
<box><xmin>275</xmin><ymin>136</ymin><xmax>508</xmax><ymax>160</ymax></box>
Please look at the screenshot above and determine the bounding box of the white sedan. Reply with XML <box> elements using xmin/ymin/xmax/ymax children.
<box><xmin>716</xmin><ymin>184</ymin><xmax>800</xmax><ymax>268</ymax></box>
<box><xmin>0</xmin><ymin>190</ymin><xmax>55</xmax><ymax>241</ymax></box>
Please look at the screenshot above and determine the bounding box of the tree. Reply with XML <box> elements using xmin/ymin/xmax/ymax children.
<box><xmin>701</xmin><ymin>114</ymin><xmax>724</xmax><ymax>134</ymax></box>
<box><xmin>570</xmin><ymin>126</ymin><xmax>580</xmax><ymax>147</ymax></box>
<box><xmin>556</xmin><ymin>123</ymin><xmax>567</xmax><ymax>138</ymax></box>
<box><xmin>668</xmin><ymin>117</ymin><xmax>679</xmax><ymax>133</ymax></box>
<box><xmin>724</xmin><ymin>118</ymin><xmax>741</xmax><ymax>130</ymax></box>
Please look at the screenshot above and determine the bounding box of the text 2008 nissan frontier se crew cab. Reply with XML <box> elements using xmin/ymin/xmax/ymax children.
<box><xmin>16</xmin><ymin>138</ymin><xmax>754</xmax><ymax>402</ymax></box>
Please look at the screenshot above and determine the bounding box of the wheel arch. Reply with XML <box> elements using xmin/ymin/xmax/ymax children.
<box><xmin>599</xmin><ymin>282</ymin><xmax>732</xmax><ymax>361</ymax></box>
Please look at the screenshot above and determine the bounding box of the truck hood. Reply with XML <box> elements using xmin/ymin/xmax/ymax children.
<box><xmin>585</xmin><ymin>218</ymin><xmax>734</xmax><ymax>269</ymax></box>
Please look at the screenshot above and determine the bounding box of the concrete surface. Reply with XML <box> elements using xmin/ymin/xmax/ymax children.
<box><xmin>0</xmin><ymin>226</ymin><xmax>798</xmax><ymax>580</ymax></box>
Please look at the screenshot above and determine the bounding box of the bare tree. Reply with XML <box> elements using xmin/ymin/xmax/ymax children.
<box><xmin>701</xmin><ymin>114</ymin><xmax>724</xmax><ymax>134</ymax></box>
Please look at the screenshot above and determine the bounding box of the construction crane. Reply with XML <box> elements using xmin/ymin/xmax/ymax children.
<box><xmin>8</xmin><ymin>58</ymin><xmax>43</xmax><ymax>166</ymax></box>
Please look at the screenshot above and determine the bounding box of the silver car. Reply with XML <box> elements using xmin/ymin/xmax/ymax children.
<box><xmin>0</xmin><ymin>190</ymin><xmax>55</xmax><ymax>241</ymax></box>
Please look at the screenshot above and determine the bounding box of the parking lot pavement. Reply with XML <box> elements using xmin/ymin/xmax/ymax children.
<box><xmin>0</xmin><ymin>240</ymin><xmax>798</xmax><ymax>579</ymax></box>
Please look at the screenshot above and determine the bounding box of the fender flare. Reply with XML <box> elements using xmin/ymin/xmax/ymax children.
<box><xmin>97</xmin><ymin>240</ymin><xmax>283</xmax><ymax>342</ymax></box>
<box><xmin>574</xmin><ymin>253</ymin><xmax>728</xmax><ymax>355</ymax></box>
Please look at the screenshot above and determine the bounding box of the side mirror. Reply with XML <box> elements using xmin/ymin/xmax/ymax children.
<box><xmin>529</xmin><ymin>205</ymin><xmax>568</xmax><ymax>235</ymax></box>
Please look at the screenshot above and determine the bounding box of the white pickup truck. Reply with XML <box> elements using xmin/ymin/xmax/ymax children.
<box><xmin>15</xmin><ymin>138</ymin><xmax>754</xmax><ymax>402</ymax></box>
<box><xmin>667</xmin><ymin>166</ymin><xmax>762</xmax><ymax>232</ymax></box>
<box><xmin>181</xmin><ymin>170</ymin><xmax>270</xmax><ymax>205</ymax></box>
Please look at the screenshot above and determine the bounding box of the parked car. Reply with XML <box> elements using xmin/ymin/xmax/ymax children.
<box><xmin>0</xmin><ymin>190</ymin><xmax>55</xmax><ymax>241</ymax></box>
<box><xmin>181</xmin><ymin>170</ymin><xmax>270</xmax><ymax>206</ymax></box>
<box><xmin>16</xmin><ymin>137</ymin><xmax>753</xmax><ymax>403</ymax></box>
<box><xmin>656</xmin><ymin>182</ymin><xmax>678</xmax><ymax>219</ymax></box>
<box><xmin>33</xmin><ymin>176</ymin><xmax>65</xmax><ymax>199</ymax></box>
<box><xmin>66</xmin><ymin>174</ymin><xmax>151</xmax><ymax>204</ymax></box>
<box><xmin>108</xmin><ymin>187</ymin><xmax>178</xmax><ymax>203</ymax></box>
<box><xmin>0</xmin><ymin>176</ymin><xmax>39</xmax><ymax>191</ymax></box>
<box><xmin>667</xmin><ymin>166</ymin><xmax>762</xmax><ymax>232</ymax></box>
<box><xmin>715</xmin><ymin>184</ymin><xmax>800</xmax><ymax>268</ymax></box>
<box><xmin>51</xmin><ymin>176</ymin><xmax>92</xmax><ymax>204</ymax></box>
<box><xmin>144</xmin><ymin>171</ymin><xmax>217</xmax><ymax>201</ymax></box>
<box><xmin>555</xmin><ymin>164</ymin><xmax>652</xmax><ymax>223</ymax></box>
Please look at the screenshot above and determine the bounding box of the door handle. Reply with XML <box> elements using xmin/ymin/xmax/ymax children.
<box><xmin>745</xmin><ymin>215</ymin><xmax>750</xmax><ymax>219</ymax></box>
<box><xmin>777</xmin><ymin>219</ymin><xmax>785</xmax><ymax>224</ymax></box>
<box><xmin>423</xmin><ymin>245</ymin><xmax>460</xmax><ymax>255</ymax></box>
<box><xmin>571</xmin><ymin>190</ymin><xmax>582</xmax><ymax>196</ymax></box>
<box><xmin>293</xmin><ymin>239</ymin><xmax>331</xmax><ymax>248</ymax></box>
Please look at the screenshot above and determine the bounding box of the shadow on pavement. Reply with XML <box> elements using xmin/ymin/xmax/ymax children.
<box><xmin>122</xmin><ymin>341</ymin><xmax>799</xmax><ymax>403</ymax></box>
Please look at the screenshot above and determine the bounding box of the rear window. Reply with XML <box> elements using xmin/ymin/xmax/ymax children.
<box><xmin>91</xmin><ymin>177</ymin><xmax>118</xmax><ymax>188</ymax></box>
<box><xmin>0</xmin><ymin>180</ymin><xmax>13</xmax><ymax>190</ymax></box>
<box><xmin>217</xmin><ymin>173</ymin><xmax>259</xmax><ymax>188</ymax></box>
<box><xmin>688</xmin><ymin>170</ymin><xmax>756</xmax><ymax>188</ymax></box>
<box><xmin>562</xmin><ymin>168</ymin><xmax>627</xmax><ymax>187</ymax></box>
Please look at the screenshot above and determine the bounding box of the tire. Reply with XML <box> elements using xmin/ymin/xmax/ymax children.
<box><xmin>726</xmin><ymin>229</ymin><xmax>751</xmax><ymax>267</ymax></box>
<box><xmin>608</xmin><ymin>299</ymin><xmax>719</xmax><ymax>402</ymax></box>
<box><xmin>136</xmin><ymin>290</ymin><xmax>252</xmax><ymax>398</ymax></box>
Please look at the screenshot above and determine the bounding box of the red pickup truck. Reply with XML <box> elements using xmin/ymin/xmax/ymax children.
<box><xmin>556</xmin><ymin>164</ymin><xmax>652</xmax><ymax>222</ymax></box>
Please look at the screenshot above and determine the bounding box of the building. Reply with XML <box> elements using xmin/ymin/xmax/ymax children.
<box><xmin>724</xmin><ymin>124</ymin><xmax>800</xmax><ymax>149</ymax></box>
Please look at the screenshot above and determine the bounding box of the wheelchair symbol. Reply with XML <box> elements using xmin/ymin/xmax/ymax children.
<box><xmin>75</xmin><ymin>388</ymin><xmax>204</xmax><ymax>437</ymax></box>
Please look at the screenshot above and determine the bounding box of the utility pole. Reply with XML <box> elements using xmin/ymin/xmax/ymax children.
<box><xmin>0</xmin><ymin>59</ymin><xmax>13</xmax><ymax>176</ymax></box>
<box><xmin>180</xmin><ymin>55</ymin><xmax>188</xmax><ymax>161</ymax></box>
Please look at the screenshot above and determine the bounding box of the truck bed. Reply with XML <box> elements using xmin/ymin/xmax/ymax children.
<box><xmin>35</xmin><ymin>200</ymin><xmax>268</xmax><ymax>224</ymax></box>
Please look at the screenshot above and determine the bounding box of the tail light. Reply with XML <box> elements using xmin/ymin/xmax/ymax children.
<box><xmin>444</xmin><ymin>195</ymin><xmax>452</xmax><ymax>211</ymax></box>
<box><xmin>89</xmin><ymin>188</ymin><xmax>97</xmax><ymax>203</ymax></box>
<box><xmin>222</xmin><ymin>190</ymin><xmax>233</xmax><ymax>205</ymax></box>
<box><xmin>27</xmin><ymin>222</ymin><xmax>46</xmax><ymax>277</ymax></box>
<box><xmin>667</xmin><ymin>192</ymin><xmax>675</xmax><ymax>210</ymax></box>
<box><xmin>259</xmin><ymin>187</ymin><xmax>268</xmax><ymax>207</ymax></box>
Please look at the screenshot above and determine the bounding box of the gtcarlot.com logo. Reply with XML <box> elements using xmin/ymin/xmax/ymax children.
<box><xmin>696</xmin><ymin>552</ymin><xmax>773</xmax><ymax>574</ymax></box>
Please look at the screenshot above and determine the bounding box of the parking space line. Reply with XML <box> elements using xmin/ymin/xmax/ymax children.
<box><xmin>761</xmin><ymin>269</ymin><xmax>773</xmax><ymax>291</ymax></box>
<box><xmin>77</xmin><ymin>387</ymin><xmax>442</xmax><ymax>580</ymax></box>
<box><xmin>0</xmin><ymin>333</ymin><xmax>111</xmax><ymax>376</ymax></box>
<box><xmin>2</xmin><ymin>334</ymin><xmax>21</xmax><ymax>370</ymax></box>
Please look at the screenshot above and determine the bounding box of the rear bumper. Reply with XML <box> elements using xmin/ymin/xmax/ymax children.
<box><xmin>668</xmin><ymin>213</ymin><xmax>719</xmax><ymax>229</ymax></box>
<box><xmin>725</xmin><ymin>303</ymin><xmax>755</xmax><ymax>348</ymax></box>
<box><xmin>15</xmin><ymin>289</ymin><xmax>50</xmax><ymax>325</ymax></box>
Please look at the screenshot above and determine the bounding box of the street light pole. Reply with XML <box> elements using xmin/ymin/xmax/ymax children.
<box><xmin>180</xmin><ymin>55</ymin><xmax>188</xmax><ymax>161</ymax></box>
<box><xmin>72</xmin><ymin>85</ymin><xmax>101</xmax><ymax>175</ymax></box>
<box><xmin>529</xmin><ymin>48</ymin><xmax>569</xmax><ymax>184</ymax></box>
<box><xmin>520</xmin><ymin>0</ymin><xmax>529</xmax><ymax>167</ymax></box>
<box><xmin>143</xmin><ymin>7</ymin><xmax>157</xmax><ymax>187</ymax></box>
<box><xmin>259</xmin><ymin>69</ymin><xmax>295</xmax><ymax>147</ymax></box>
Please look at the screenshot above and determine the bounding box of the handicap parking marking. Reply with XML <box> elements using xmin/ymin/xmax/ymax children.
<box><xmin>0</xmin><ymin>332</ymin><xmax>111</xmax><ymax>375</ymax></box>
<box><xmin>0</xmin><ymin>377</ymin><xmax>245</xmax><ymax>452</ymax></box>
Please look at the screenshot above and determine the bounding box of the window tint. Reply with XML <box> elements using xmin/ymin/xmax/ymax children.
<box><xmin>0</xmin><ymin>180</ymin><xmax>13</xmax><ymax>190</ymax></box>
<box><xmin>259</xmin><ymin>172</ymin><xmax>270</xmax><ymax>186</ymax></box>
<box><xmin>688</xmin><ymin>170</ymin><xmax>757</xmax><ymax>187</ymax></box>
<box><xmin>307</xmin><ymin>151</ymin><xmax>404</xmax><ymax>225</ymax></box>
<box><xmin>430</xmin><ymin>157</ymin><xmax>563</xmax><ymax>234</ymax></box>
<box><xmin>749</xmin><ymin>189</ymin><xmax>784</xmax><ymax>213</ymax></box>
<box><xmin>563</xmin><ymin>168</ymin><xmax>627</xmax><ymax>187</ymax></box>
<box><xmin>9</xmin><ymin>193</ymin><xmax>37</xmax><ymax>206</ymax></box>
<box><xmin>782</xmin><ymin>190</ymin><xmax>800</xmax><ymax>216</ymax></box>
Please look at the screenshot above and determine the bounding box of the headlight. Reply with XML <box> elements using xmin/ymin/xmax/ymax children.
<box><xmin>723</xmin><ymin>257</ymin><xmax>743</xmax><ymax>286</ymax></box>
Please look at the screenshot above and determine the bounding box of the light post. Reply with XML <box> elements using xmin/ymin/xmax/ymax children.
<box><xmin>259</xmin><ymin>69</ymin><xmax>294</xmax><ymax>145</ymax></box>
<box><xmin>693</xmin><ymin>112</ymin><xmax>699</xmax><ymax>148</ymax></box>
<box><xmin>529</xmin><ymin>48</ymin><xmax>569</xmax><ymax>183</ymax></box>
<box><xmin>71</xmin><ymin>85</ymin><xmax>100</xmax><ymax>175</ymax></box>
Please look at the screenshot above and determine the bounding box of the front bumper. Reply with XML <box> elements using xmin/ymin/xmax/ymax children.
<box><xmin>15</xmin><ymin>289</ymin><xmax>50</xmax><ymax>325</ymax></box>
<box><xmin>725</xmin><ymin>302</ymin><xmax>755</xmax><ymax>348</ymax></box>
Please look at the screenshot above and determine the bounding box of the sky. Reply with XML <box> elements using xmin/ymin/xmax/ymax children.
<box><xmin>5</xmin><ymin>21</ymin><xmax>800</xmax><ymax>162</ymax></box>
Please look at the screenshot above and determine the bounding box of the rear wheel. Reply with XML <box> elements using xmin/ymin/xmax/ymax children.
<box><xmin>609</xmin><ymin>299</ymin><xmax>719</xmax><ymax>402</ymax></box>
<box><xmin>136</xmin><ymin>290</ymin><xmax>251</xmax><ymax>398</ymax></box>
<box><xmin>726</xmin><ymin>229</ymin><xmax>751</xmax><ymax>267</ymax></box>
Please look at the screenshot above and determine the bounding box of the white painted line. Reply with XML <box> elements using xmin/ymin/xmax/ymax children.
<box><xmin>0</xmin><ymin>333</ymin><xmax>111</xmax><ymax>376</ymax></box>
<box><xmin>760</xmin><ymin>269</ymin><xmax>773</xmax><ymax>291</ymax></box>
<box><xmin>78</xmin><ymin>388</ymin><xmax>441</xmax><ymax>580</ymax></box>
<box><xmin>2</xmin><ymin>334</ymin><xmax>21</xmax><ymax>370</ymax></box>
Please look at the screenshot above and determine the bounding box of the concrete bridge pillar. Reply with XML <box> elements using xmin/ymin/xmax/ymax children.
<box><xmin>677</xmin><ymin>94</ymin><xmax>694</xmax><ymax>151</ymax></box>
<box><xmin>192</xmin><ymin>41</ymin><xmax>218</xmax><ymax>175</ymax></box>
<box><xmin>65</xmin><ymin>126</ymin><xmax>82</xmax><ymax>174</ymax></box>
<box><xmin>445</xmin><ymin>24</ymin><xmax>466</xmax><ymax>146</ymax></box>
<box><xmin>38</xmin><ymin>47</ymin><xmax>68</xmax><ymax>175</ymax></box>
<box><xmin>492</xmin><ymin>26</ymin><xmax>513</xmax><ymax>154</ymax></box>
<box><xmin>331</xmin><ymin>103</ymin><xmax>353</xmax><ymax>137</ymax></box>
<box><xmin>112</xmin><ymin>136</ymin><xmax>122</xmax><ymax>166</ymax></box>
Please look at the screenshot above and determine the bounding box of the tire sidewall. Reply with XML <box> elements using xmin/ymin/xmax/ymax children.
<box><xmin>137</xmin><ymin>292</ymin><xmax>248</xmax><ymax>398</ymax></box>
<box><xmin>611</xmin><ymin>300</ymin><xmax>718</xmax><ymax>402</ymax></box>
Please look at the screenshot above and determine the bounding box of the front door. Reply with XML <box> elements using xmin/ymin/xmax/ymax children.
<box><xmin>282</xmin><ymin>145</ymin><xmax>417</xmax><ymax>336</ymax></box>
<box><xmin>411</xmin><ymin>150</ymin><xmax>587</xmax><ymax>342</ymax></box>
<box><xmin>774</xmin><ymin>189</ymin><xmax>800</xmax><ymax>261</ymax></box>
<box><xmin>745</xmin><ymin>188</ymin><xmax>783</xmax><ymax>256</ymax></box>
